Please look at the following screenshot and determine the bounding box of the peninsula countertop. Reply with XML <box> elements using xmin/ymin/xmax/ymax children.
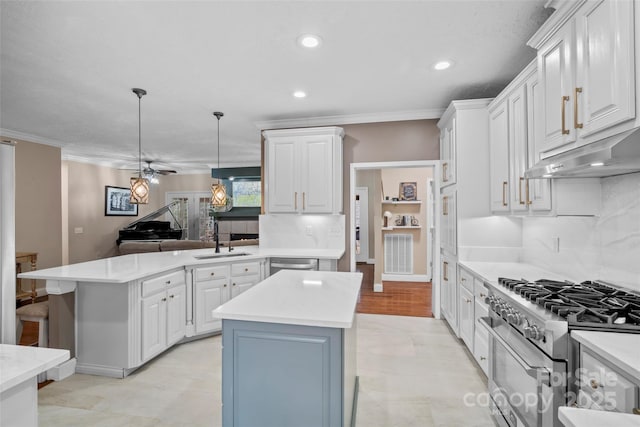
<box><xmin>0</xmin><ymin>344</ymin><xmax>69</xmax><ymax>392</ymax></box>
<box><xmin>17</xmin><ymin>246</ymin><xmax>344</xmax><ymax>284</ymax></box>
<box><xmin>212</xmin><ymin>269</ymin><xmax>363</xmax><ymax>328</ymax></box>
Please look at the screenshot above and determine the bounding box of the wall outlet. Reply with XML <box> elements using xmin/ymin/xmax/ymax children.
<box><xmin>305</xmin><ymin>225</ymin><xmax>313</xmax><ymax>236</ymax></box>
<box><xmin>552</xmin><ymin>237</ymin><xmax>560</xmax><ymax>252</ymax></box>
<box><xmin>74</xmin><ymin>227</ymin><xmax>83</xmax><ymax>234</ymax></box>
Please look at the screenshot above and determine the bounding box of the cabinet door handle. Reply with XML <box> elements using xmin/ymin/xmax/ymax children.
<box><xmin>561</xmin><ymin>95</ymin><xmax>570</xmax><ymax>135</ymax></box>
<box><xmin>502</xmin><ymin>181</ymin><xmax>508</xmax><ymax>207</ymax></box>
<box><xmin>162</xmin><ymin>297</ymin><xmax>167</xmax><ymax>302</ymax></box>
<box><xmin>442</xmin><ymin>196</ymin><xmax>448</xmax><ymax>215</ymax></box>
<box><xmin>244</xmin><ymin>268</ymin><xmax>249</xmax><ymax>272</ymax></box>
<box><xmin>442</xmin><ymin>163</ymin><xmax>448</xmax><ymax>182</ymax></box>
<box><xmin>525</xmin><ymin>179</ymin><xmax>532</xmax><ymax>205</ymax></box>
<box><xmin>480</xmin><ymin>293</ymin><xmax>486</xmax><ymax>298</ymax></box>
<box><xmin>224</xmin><ymin>284</ymin><xmax>227</xmax><ymax>287</ymax></box>
<box><xmin>590</xmin><ymin>379</ymin><xmax>599</xmax><ymax>389</ymax></box>
<box><xmin>632</xmin><ymin>408</ymin><xmax>640</xmax><ymax>415</ymax></box>
<box><xmin>443</xmin><ymin>261</ymin><xmax>448</xmax><ymax>282</ymax></box>
<box><xmin>232</xmin><ymin>283</ymin><xmax>236</xmax><ymax>286</ymax></box>
<box><xmin>210</xmin><ymin>272</ymin><xmax>215</xmax><ymax>276</ymax></box>
<box><xmin>574</xmin><ymin>87</ymin><xmax>583</xmax><ymax>129</ymax></box>
<box><xmin>302</xmin><ymin>192</ymin><xmax>306</xmax><ymax>210</ymax></box>
<box><xmin>165</xmin><ymin>280</ymin><xmax>171</xmax><ymax>285</ymax></box>
<box><xmin>465</xmin><ymin>298</ymin><xmax>472</xmax><ymax>304</ymax></box>
<box><xmin>519</xmin><ymin>177</ymin><xmax>525</xmax><ymax>205</ymax></box>
<box><xmin>294</xmin><ymin>192</ymin><xmax>298</xmax><ymax>210</ymax></box>
<box><xmin>480</xmin><ymin>356</ymin><xmax>487</xmax><ymax>361</ymax></box>
<box><xmin>170</xmin><ymin>294</ymin><xmax>175</xmax><ymax>299</ymax></box>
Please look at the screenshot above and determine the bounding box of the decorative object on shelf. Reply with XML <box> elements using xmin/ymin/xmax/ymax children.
<box><xmin>106</xmin><ymin>186</ymin><xmax>138</xmax><ymax>216</ymax></box>
<box><xmin>403</xmin><ymin>215</ymin><xmax>411</xmax><ymax>226</ymax></box>
<box><xmin>383</xmin><ymin>211</ymin><xmax>393</xmax><ymax>228</ymax></box>
<box><xmin>410</xmin><ymin>215</ymin><xmax>419</xmax><ymax>226</ymax></box>
<box><xmin>130</xmin><ymin>88</ymin><xmax>150</xmax><ymax>204</ymax></box>
<box><xmin>211</xmin><ymin>111</ymin><xmax>232</xmax><ymax>212</ymax></box>
<box><xmin>395</xmin><ymin>215</ymin><xmax>403</xmax><ymax>226</ymax></box>
<box><xmin>399</xmin><ymin>182</ymin><xmax>417</xmax><ymax>201</ymax></box>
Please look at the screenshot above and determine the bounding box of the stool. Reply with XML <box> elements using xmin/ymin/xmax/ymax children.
<box><xmin>16</xmin><ymin>301</ymin><xmax>49</xmax><ymax>348</ymax></box>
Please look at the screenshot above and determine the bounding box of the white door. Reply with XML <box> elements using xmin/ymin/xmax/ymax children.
<box><xmin>267</xmin><ymin>139</ymin><xmax>298</xmax><ymax>213</ymax></box>
<box><xmin>141</xmin><ymin>292</ymin><xmax>166</xmax><ymax>361</ymax></box>
<box><xmin>165</xmin><ymin>192</ymin><xmax>211</xmax><ymax>240</ymax></box>
<box><xmin>508</xmin><ymin>84</ymin><xmax>529</xmax><ymax>212</ymax></box>
<box><xmin>300</xmin><ymin>136</ymin><xmax>333</xmax><ymax>213</ymax></box>
<box><xmin>166</xmin><ymin>284</ymin><xmax>186</xmax><ymax>346</ymax></box>
<box><xmin>195</xmin><ymin>278</ymin><xmax>227</xmax><ymax>334</ymax></box>
<box><xmin>231</xmin><ymin>276</ymin><xmax>257</xmax><ymax>298</ymax></box>
<box><xmin>354</xmin><ymin>187</ymin><xmax>369</xmax><ymax>263</ymax></box>
<box><xmin>489</xmin><ymin>101</ymin><xmax>510</xmax><ymax>212</ymax></box>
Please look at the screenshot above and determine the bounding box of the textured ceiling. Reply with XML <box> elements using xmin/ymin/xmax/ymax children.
<box><xmin>0</xmin><ymin>1</ymin><xmax>552</xmax><ymax>173</ymax></box>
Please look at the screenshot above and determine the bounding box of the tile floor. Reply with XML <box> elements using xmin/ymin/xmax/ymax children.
<box><xmin>38</xmin><ymin>314</ymin><xmax>495</xmax><ymax>427</ymax></box>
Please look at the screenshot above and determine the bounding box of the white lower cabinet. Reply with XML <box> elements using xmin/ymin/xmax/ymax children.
<box><xmin>141</xmin><ymin>270</ymin><xmax>187</xmax><ymax>362</ymax></box>
<box><xmin>440</xmin><ymin>253</ymin><xmax>458</xmax><ymax>334</ymax></box>
<box><xmin>193</xmin><ymin>259</ymin><xmax>265</xmax><ymax>335</ymax></box>
<box><xmin>458</xmin><ymin>285</ymin><xmax>474</xmax><ymax>350</ymax></box>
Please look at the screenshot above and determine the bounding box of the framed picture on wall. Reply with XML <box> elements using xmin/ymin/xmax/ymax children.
<box><xmin>399</xmin><ymin>182</ymin><xmax>417</xmax><ymax>201</ymax></box>
<box><xmin>105</xmin><ymin>186</ymin><xmax>138</xmax><ymax>216</ymax></box>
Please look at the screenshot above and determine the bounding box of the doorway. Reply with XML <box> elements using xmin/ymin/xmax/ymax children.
<box><xmin>354</xmin><ymin>187</ymin><xmax>369</xmax><ymax>263</ymax></box>
<box><xmin>165</xmin><ymin>192</ymin><xmax>211</xmax><ymax>241</ymax></box>
<box><xmin>349</xmin><ymin>161</ymin><xmax>441</xmax><ymax>319</ymax></box>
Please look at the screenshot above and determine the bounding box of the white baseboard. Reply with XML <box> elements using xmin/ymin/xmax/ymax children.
<box><xmin>381</xmin><ymin>274</ymin><xmax>430</xmax><ymax>282</ymax></box>
<box><xmin>46</xmin><ymin>358</ymin><xmax>76</xmax><ymax>381</ymax></box>
<box><xmin>373</xmin><ymin>283</ymin><xmax>383</xmax><ymax>292</ymax></box>
<box><xmin>75</xmin><ymin>362</ymin><xmax>127</xmax><ymax>378</ymax></box>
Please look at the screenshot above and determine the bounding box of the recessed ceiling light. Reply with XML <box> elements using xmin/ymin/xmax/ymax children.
<box><xmin>434</xmin><ymin>60</ymin><xmax>452</xmax><ymax>71</ymax></box>
<box><xmin>293</xmin><ymin>91</ymin><xmax>307</xmax><ymax>98</ymax></box>
<box><xmin>298</xmin><ymin>34</ymin><xmax>322</xmax><ymax>48</ymax></box>
<box><xmin>590</xmin><ymin>162</ymin><xmax>604</xmax><ymax>167</ymax></box>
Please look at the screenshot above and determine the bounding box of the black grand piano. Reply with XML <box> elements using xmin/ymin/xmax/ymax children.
<box><xmin>117</xmin><ymin>201</ymin><xmax>184</xmax><ymax>245</ymax></box>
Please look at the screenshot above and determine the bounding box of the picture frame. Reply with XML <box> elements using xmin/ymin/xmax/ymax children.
<box><xmin>105</xmin><ymin>186</ymin><xmax>138</xmax><ymax>216</ymax></box>
<box><xmin>399</xmin><ymin>182</ymin><xmax>417</xmax><ymax>201</ymax></box>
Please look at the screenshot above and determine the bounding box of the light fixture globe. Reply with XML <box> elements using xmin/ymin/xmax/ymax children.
<box><xmin>130</xmin><ymin>176</ymin><xmax>150</xmax><ymax>204</ymax></box>
<box><xmin>130</xmin><ymin>87</ymin><xmax>149</xmax><ymax>204</ymax></box>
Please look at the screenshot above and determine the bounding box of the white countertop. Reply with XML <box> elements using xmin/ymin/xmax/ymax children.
<box><xmin>0</xmin><ymin>345</ymin><xmax>69</xmax><ymax>392</ymax></box>
<box><xmin>18</xmin><ymin>246</ymin><xmax>345</xmax><ymax>283</ymax></box>
<box><xmin>558</xmin><ymin>407</ymin><xmax>640</xmax><ymax>427</ymax></box>
<box><xmin>571</xmin><ymin>330</ymin><xmax>640</xmax><ymax>380</ymax></box>
<box><xmin>212</xmin><ymin>269</ymin><xmax>362</xmax><ymax>328</ymax></box>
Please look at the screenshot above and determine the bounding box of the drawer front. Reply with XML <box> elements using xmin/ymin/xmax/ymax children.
<box><xmin>196</xmin><ymin>265</ymin><xmax>229</xmax><ymax>282</ymax></box>
<box><xmin>473</xmin><ymin>326</ymin><xmax>489</xmax><ymax>376</ymax></box>
<box><xmin>459</xmin><ymin>267</ymin><xmax>474</xmax><ymax>292</ymax></box>
<box><xmin>142</xmin><ymin>270</ymin><xmax>185</xmax><ymax>297</ymax></box>
<box><xmin>580</xmin><ymin>349</ymin><xmax>638</xmax><ymax>412</ymax></box>
<box><xmin>231</xmin><ymin>261</ymin><xmax>261</xmax><ymax>277</ymax></box>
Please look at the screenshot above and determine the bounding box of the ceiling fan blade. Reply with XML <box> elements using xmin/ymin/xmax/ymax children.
<box><xmin>157</xmin><ymin>169</ymin><xmax>177</xmax><ymax>175</ymax></box>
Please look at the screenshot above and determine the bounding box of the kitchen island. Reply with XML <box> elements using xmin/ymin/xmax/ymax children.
<box><xmin>213</xmin><ymin>269</ymin><xmax>362</xmax><ymax>427</ymax></box>
<box><xmin>17</xmin><ymin>246</ymin><xmax>344</xmax><ymax>379</ymax></box>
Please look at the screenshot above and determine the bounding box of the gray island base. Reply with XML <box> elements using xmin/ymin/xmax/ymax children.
<box><xmin>214</xmin><ymin>270</ymin><xmax>362</xmax><ymax>427</ymax></box>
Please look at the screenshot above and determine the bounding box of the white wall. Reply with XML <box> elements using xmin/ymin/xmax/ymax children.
<box><xmin>522</xmin><ymin>173</ymin><xmax>640</xmax><ymax>291</ymax></box>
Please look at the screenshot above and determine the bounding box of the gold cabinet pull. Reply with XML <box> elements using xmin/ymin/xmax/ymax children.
<box><xmin>294</xmin><ymin>192</ymin><xmax>298</xmax><ymax>210</ymax></box>
<box><xmin>302</xmin><ymin>192</ymin><xmax>306</xmax><ymax>210</ymax></box>
<box><xmin>519</xmin><ymin>177</ymin><xmax>525</xmax><ymax>205</ymax></box>
<box><xmin>525</xmin><ymin>179</ymin><xmax>532</xmax><ymax>205</ymax></box>
<box><xmin>632</xmin><ymin>408</ymin><xmax>640</xmax><ymax>415</ymax></box>
<box><xmin>443</xmin><ymin>261</ymin><xmax>448</xmax><ymax>281</ymax></box>
<box><xmin>574</xmin><ymin>87</ymin><xmax>583</xmax><ymax>129</ymax></box>
<box><xmin>590</xmin><ymin>379</ymin><xmax>599</xmax><ymax>389</ymax></box>
<box><xmin>502</xmin><ymin>181</ymin><xmax>508</xmax><ymax>207</ymax></box>
<box><xmin>442</xmin><ymin>196</ymin><xmax>448</xmax><ymax>215</ymax></box>
<box><xmin>442</xmin><ymin>162</ymin><xmax>448</xmax><ymax>182</ymax></box>
<box><xmin>561</xmin><ymin>95</ymin><xmax>570</xmax><ymax>135</ymax></box>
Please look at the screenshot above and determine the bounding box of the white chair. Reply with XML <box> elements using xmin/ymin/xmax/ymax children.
<box><xmin>16</xmin><ymin>301</ymin><xmax>49</xmax><ymax>348</ymax></box>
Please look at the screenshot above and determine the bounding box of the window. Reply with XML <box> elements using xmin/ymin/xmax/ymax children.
<box><xmin>232</xmin><ymin>181</ymin><xmax>261</xmax><ymax>207</ymax></box>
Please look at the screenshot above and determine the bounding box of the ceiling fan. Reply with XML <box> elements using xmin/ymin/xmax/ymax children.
<box><xmin>128</xmin><ymin>160</ymin><xmax>177</xmax><ymax>184</ymax></box>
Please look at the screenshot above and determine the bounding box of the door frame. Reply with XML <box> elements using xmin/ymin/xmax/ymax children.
<box><xmin>349</xmin><ymin>160</ymin><xmax>442</xmax><ymax>319</ymax></box>
<box><xmin>354</xmin><ymin>187</ymin><xmax>369</xmax><ymax>263</ymax></box>
<box><xmin>165</xmin><ymin>191</ymin><xmax>211</xmax><ymax>240</ymax></box>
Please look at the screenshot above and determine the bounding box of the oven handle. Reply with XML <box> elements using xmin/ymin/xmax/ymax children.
<box><xmin>479</xmin><ymin>317</ymin><xmax>551</xmax><ymax>387</ymax></box>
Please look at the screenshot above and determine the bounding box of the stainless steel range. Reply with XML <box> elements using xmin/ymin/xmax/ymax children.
<box><xmin>480</xmin><ymin>277</ymin><xmax>640</xmax><ymax>427</ymax></box>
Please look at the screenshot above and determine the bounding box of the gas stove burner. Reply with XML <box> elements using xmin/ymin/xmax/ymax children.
<box><xmin>496</xmin><ymin>276</ymin><xmax>640</xmax><ymax>333</ymax></box>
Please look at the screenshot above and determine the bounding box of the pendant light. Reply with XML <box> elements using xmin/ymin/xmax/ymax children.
<box><xmin>211</xmin><ymin>111</ymin><xmax>227</xmax><ymax>208</ymax></box>
<box><xmin>130</xmin><ymin>88</ymin><xmax>150</xmax><ymax>204</ymax></box>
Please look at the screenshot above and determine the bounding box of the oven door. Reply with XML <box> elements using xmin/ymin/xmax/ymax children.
<box><xmin>479</xmin><ymin>317</ymin><xmax>565</xmax><ymax>427</ymax></box>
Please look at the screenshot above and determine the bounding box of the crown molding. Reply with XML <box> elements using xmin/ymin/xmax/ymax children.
<box><xmin>254</xmin><ymin>109</ymin><xmax>445</xmax><ymax>131</ymax></box>
<box><xmin>0</xmin><ymin>128</ymin><xmax>67</xmax><ymax>148</ymax></box>
<box><xmin>438</xmin><ymin>98</ymin><xmax>493</xmax><ymax>127</ymax></box>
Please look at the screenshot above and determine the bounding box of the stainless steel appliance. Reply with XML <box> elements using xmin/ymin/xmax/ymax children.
<box><xmin>269</xmin><ymin>257</ymin><xmax>319</xmax><ymax>275</ymax></box>
<box><xmin>481</xmin><ymin>277</ymin><xmax>640</xmax><ymax>427</ymax></box>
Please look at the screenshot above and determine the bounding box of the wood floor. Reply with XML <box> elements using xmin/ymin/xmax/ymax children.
<box><xmin>356</xmin><ymin>263</ymin><xmax>433</xmax><ymax>317</ymax></box>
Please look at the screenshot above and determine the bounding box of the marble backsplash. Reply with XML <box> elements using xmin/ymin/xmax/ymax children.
<box><xmin>522</xmin><ymin>172</ymin><xmax>640</xmax><ymax>291</ymax></box>
<box><xmin>259</xmin><ymin>214</ymin><xmax>345</xmax><ymax>250</ymax></box>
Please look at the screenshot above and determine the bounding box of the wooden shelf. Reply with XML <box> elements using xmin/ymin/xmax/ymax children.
<box><xmin>381</xmin><ymin>200</ymin><xmax>421</xmax><ymax>205</ymax></box>
<box><xmin>382</xmin><ymin>226</ymin><xmax>422</xmax><ymax>231</ymax></box>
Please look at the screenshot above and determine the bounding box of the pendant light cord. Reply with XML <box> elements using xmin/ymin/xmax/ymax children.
<box><xmin>138</xmin><ymin>94</ymin><xmax>142</xmax><ymax>178</ymax></box>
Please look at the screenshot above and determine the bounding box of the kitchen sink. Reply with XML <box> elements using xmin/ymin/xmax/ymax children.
<box><xmin>193</xmin><ymin>252</ymin><xmax>250</xmax><ymax>260</ymax></box>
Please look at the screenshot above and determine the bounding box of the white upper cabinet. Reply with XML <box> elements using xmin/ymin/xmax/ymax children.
<box><xmin>440</xmin><ymin>119</ymin><xmax>456</xmax><ymax>187</ymax></box>
<box><xmin>529</xmin><ymin>0</ymin><xmax>637</xmax><ymax>160</ymax></box>
<box><xmin>488</xmin><ymin>61</ymin><xmax>552</xmax><ymax>215</ymax></box>
<box><xmin>263</xmin><ymin>127</ymin><xmax>344</xmax><ymax>214</ymax></box>
<box><xmin>489</xmin><ymin>102</ymin><xmax>510</xmax><ymax>212</ymax></box>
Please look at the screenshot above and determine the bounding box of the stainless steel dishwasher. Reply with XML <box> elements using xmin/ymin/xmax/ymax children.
<box><xmin>269</xmin><ymin>257</ymin><xmax>319</xmax><ymax>275</ymax></box>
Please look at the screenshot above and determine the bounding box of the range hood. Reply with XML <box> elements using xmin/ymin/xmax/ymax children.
<box><xmin>525</xmin><ymin>128</ymin><xmax>640</xmax><ymax>178</ymax></box>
